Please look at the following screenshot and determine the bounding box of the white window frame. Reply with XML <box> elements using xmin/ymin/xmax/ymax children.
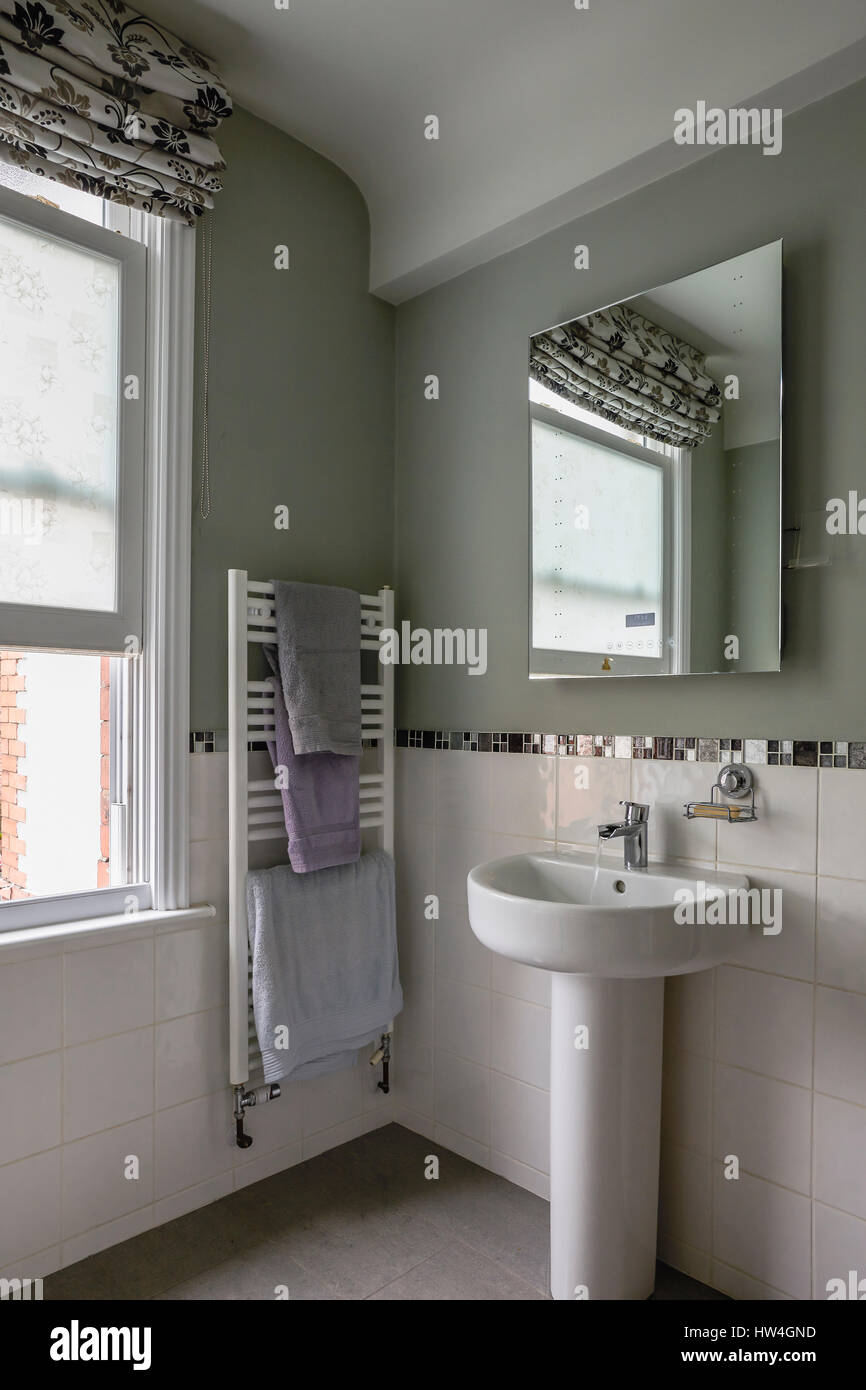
<box><xmin>0</xmin><ymin>185</ymin><xmax>145</xmax><ymax>652</ymax></box>
<box><xmin>529</xmin><ymin>401</ymin><xmax>690</xmax><ymax>678</ymax></box>
<box><xmin>0</xmin><ymin>192</ymin><xmax>202</xmax><ymax>936</ymax></box>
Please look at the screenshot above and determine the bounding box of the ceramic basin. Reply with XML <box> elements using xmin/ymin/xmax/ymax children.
<box><xmin>467</xmin><ymin>849</ymin><xmax>751</xmax><ymax>978</ymax></box>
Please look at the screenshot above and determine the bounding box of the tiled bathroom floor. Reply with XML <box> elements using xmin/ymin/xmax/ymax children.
<box><xmin>45</xmin><ymin>1124</ymin><xmax>726</xmax><ymax>1301</ymax></box>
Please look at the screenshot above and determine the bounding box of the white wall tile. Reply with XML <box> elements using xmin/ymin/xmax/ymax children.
<box><xmin>710</xmin><ymin>1260</ymin><xmax>792</xmax><ymax>1300</ymax></box>
<box><xmin>663</xmin><ymin>969</ymin><xmax>715</xmax><ymax>1057</ymax></box>
<box><xmin>188</xmin><ymin>751</ymin><xmax>228</xmax><ymax>841</ymax></box>
<box><xmin>491</xmin><ymin>992</ymin><xmax>549</xmax><ymax>1089</ymax></box>
<box><xmin>488</xmin><ymin>832</ymin><xmax>556</xmax><ymax>859</ymax></box>
<box><xmin>435</xmin><ymin>896</ymin><xmax>492</xmax><ymax>989</ymax></box>
<box><xmin>814</xmin><ymin>1092</ymin><xmax>866</xmax><ymax>1220</ymax></box>
<box><xmin>717</xmin><ymin>766</ymin><xmax>817</xmax><ymax>875</ymax></box>
<box><xmin>433</xmin><ymin>1050</ymin><xmax>489</xmax><ymax>1143</ymax></box>
<box><xmin>489</xmin><ymin>1148</ymin><xmax>549</xmax><ymax>1200</ymax></box>
<box><xmin>491</xmin><ymin>952</ymin><xmax>550</xmax><ymax>1006</ymax></box>
<box><xmin>713</xmin><ymin>1166</ymin><xmax>811</xmax><ymax>1299</ymax></box>
<box><xmin>712</xmin><ymin>1063</ymin><xmax>811</xmax><ymax>1194</ymax></box>
<box><xmin>0</xmin><ymin>955</ymin><xmax>61</xmax><ymax>1064</ymax></box>
<box><xmin>433</xmin><ymin>1122</ymin><xmax>489</xmax><ymax>1168</ymax></box>
<box><xmin>718</xmin><ymin>865</ymin><xmax>815</xmax><ymax>980</ymax></box>
<box><xmin>657</xmin><ymin>1233</ymin><xmax>711</xmax><ymax>1287</ymax></box>
<box><xmin>393</xmin><ymin>1040</ymin><xmax>433</xmax><ymax>1118</ymax></box>
<box><xmin>434</xmin><ymin>976</ymin><xmax>490</xmax><ymax>1066</ymax></box>
<box><xmin>300</xmin><ymin>1063</ymin><xmax>364</xmax><ymax>1136</ymax></box>
<box><xmin>661</xmin><ymin>1050</ymin><xmax>712</xmax><ymax>1155</ymax></box>
<box><xmin>0</xmin><ymin>1052</ymin><xmax>61</xmax><ymax>1163</ymax></box>
<box><xmin>631</xmin><ymin>760</ymin><xmax>717</xmax><ymax>863</ymax></box>
<box><xmin>63</xmin><ymin>1029</ymin><xmax>154</xmax><ymax>1142</ymax></box>
<box><xmin>488</xmin><ymin>754</ymin><xmax>556</xmax><ymax>840</ymax></box>
<box><xmin>61</xmin><ymin>1117</ymin><xmax>153</xmax><ymax>1238</ymax></box>
<box><xmin>659</xmin><ymin>1144</ymin><xmax>711</xmax><ymax>1251</ymax></box>
<box><xmin>0</xmin><ymin>1149</ymin><xmax>60</xmax><ymax>1267</ymax></box>
<box><xmin>436</xmin><ymin>749</ymin><xmax>490</xmax><ymax>830</ymax></box>
<box><xmin>818</xmin><ymin>769</ymin><xmax>866</xmax><ymax>880</ymax></box>
<box><xmin>556</xmin><ymin>756</ymin><xmax>630</xmax><ymax>848</ymax></box>
<box><xmin>0</xmin><ymin>1243</ymin><xmax>62</xmax><ymax>1282</ymax></box>
<box><xmin>63</xmin><ymin>1206</ymin><xmax>156</xmax><ymax>1268</ymax></box>
<box><xmin>436</xmin><ymin>826</ymin><xmax>492</xmax><ymax>906</ymax></box>
<box><xmin>397</xmin><ymin>970</ymin><xmax>433</xmax><ymax>1047</ymax></box>
<box><xmin>396</xmin><ymin>893</ymin><xmax>435</xmax><ymax>980</ymax></box>
<box><xmin>815</xmin><ymin>987</ymin><xmax>866</xmax><ymax>1107</ymax></box>
<box><xmin>813</xmin><ymin>1201</ymin><xmax>866</xmax><ymax>1299</ymax></box>
<box><xmin>396</xmin><ymin>746</ymin><xmax>437</xmax><ymax>825</ymax></box>
<box><xmin>154</xmin><ymin>1091</ymin><xmax>234</xmax><ymax>1200</ymax></box>
<box><xmin>816</xmin><ymin>876</ymin><xmax>866</xmax><ymax>994</ymax></box>
<box><xmin>155</xmin><ymin>923</ymin><xmax>227</xmax><ymax>1022</ymax></box>
<box><xmin>491</xmin><ymin>1072</ymin><xmax>549</xmax><ymax>1174</ymax></box>
<box><xmin>64</xmin><ymin>938</ymin><xmax>154</xmax><ymax>1047</ymax></box>
<box><xmin>156</xmin><ymin>1009</ymin><xmax>228</xmax><ymax>1109</ymax></box>
<box><xmin>189</xmin><ymin>838</ymin><xmax>228</xmax><ymax>921</ymax></box>
<box><xmin>715</xmin><ymin>967</ymin><xmax>813</xmax><ymax>1087</ymax></box>
<box><xmin>395</xmin><ymin>814</ymin><xmax>436</xmax><ymax>904</ymax></box>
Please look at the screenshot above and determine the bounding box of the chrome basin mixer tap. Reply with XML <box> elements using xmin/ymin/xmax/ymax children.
<box><xmin>597</xmin><ymin>801</ymin><xmax>650</xmax><ymax>870</ymax></box>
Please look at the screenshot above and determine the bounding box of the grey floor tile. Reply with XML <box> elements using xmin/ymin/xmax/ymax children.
<box><xmin>330</xmin><ymin>1123</ymin><xmax>550</xmax><ymax>1292</ymax></box>
<box><xmin>156</xmin><ymin>1243</ymin><xmax>341</xmax><ymax>1301</ymax></box>
<box><xmin>368</xmin><ymin>1240</ymin><xmax>548</xmax><ymax>1301</ymax></box>
<box><xmin>46</xmin><ymin>1199</ymin><xmax>261</xmax><ymax>1301</ymax></box>
<box><xmin>43</xmin><ymin>1125</ymin><xmax>724</xmax><ymax>1304</ymax></box>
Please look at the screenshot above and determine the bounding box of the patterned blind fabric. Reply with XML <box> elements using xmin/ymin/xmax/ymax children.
<box><xmin>0</xmin><ymin>1</ymin><xmax>232</xmax><ymax>223</ymax></box>
<box><xmin>531</xmin><ymin>301</ymin><xmax>722</xmax><ymax>449</ymax></box>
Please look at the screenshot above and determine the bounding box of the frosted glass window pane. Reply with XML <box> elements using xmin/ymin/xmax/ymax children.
<box><xmin>0</xmin><ymin>215</ymin><xmax>119</xmax><ymax>611</ymax></box>
<box><xmin>533</xmin><ymin>418</ymin><xmax>664</xmax><ymax>656</ymax></box>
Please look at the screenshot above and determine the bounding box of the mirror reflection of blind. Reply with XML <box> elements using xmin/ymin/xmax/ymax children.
<box><xmin>0</xmin><ymin>215</ymin><xmax>119</xmax><ymax>612</ymax></box>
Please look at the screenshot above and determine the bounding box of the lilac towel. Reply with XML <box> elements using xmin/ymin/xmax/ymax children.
<box><xmin>264</xmin><ymin>646</ymin><xmax>360</xmax><ymax>873</ymax></box>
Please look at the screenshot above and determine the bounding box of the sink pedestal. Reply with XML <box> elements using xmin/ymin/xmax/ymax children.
<box><xmin>550</xmin><ymin>974</ymin><xmax>664</xmax><ymax>1301</ymax></box>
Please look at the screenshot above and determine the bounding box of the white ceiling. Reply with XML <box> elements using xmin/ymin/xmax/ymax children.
<box><xmin>144</xmin><ymin>0</ymin><xmax>866</xmax><ymax>302</ymax></box>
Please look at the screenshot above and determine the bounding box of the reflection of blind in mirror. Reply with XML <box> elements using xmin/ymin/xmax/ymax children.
<box><xmin>532</xmin><ymin>418</ymin><xmax>663</xmax><ymax>656</ymax></box>
<box><xmin>0</xmin><ymin>216</ymin><xmax>119</xmax><ymax>611</ymax></box>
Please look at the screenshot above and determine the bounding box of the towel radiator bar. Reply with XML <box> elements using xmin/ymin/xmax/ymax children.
<box><xmin>227</xmin><ymin>570</ymin><xmax>395</xmax><ymax>1147</ymax></box>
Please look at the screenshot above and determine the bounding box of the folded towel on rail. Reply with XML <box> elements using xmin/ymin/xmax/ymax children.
<box><xmin>246</xmin><ymin>849</ymin><xmax>402</xmax><ymax>1084</ymax></box>
<box><xmin>269</xmin><ymin>579</ymin><xmax>362</xmax><ymax>756</ymax></box>
<box><xmin>263</xmin><ymin>647</ymin><xmax>360</xmax><ymax>872</ymax></box>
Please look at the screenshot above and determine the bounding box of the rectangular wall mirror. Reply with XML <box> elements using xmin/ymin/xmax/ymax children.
<box><xmin>528</xmin><ymin>241</ymin><xmax>782</xmax><ymax>677</ymax></box>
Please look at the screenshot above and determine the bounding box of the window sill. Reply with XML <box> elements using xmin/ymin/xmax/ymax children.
<box><xmin>0</xmin><ymin>904</ymin><xmax>217</xmax><ymax>952</ymax></box>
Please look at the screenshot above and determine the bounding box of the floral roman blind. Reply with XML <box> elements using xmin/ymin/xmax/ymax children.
<box><xmin>530</xmin><ymin>301</ymin><xmax>722</xmax><ymax>449</ymax></box>
<box><xmin>0</xmin><ymin>1</ymin><xmax>232</xmax><ymax>222</ymax></box>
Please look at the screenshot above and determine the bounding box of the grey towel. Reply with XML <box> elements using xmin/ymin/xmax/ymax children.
<box><xmin>270</xmin><ymin>579</ymin><xmax>362</xmax><ymax>756</ymax></box>
<box><xmin>263</xmin><ymin>647</ymin><xmax>360</xmax><ymax>873</ymax></box>
<box><xmin>246</xmin><ymin>850</ymin><xmax>402</xmax><ymax>1084</ymax></box>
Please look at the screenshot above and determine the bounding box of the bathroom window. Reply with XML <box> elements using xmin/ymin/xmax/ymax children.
<box><xmin>0</xmin><ymin>167</ymin><xmax>195</xmax><ymax>934</ymax></box>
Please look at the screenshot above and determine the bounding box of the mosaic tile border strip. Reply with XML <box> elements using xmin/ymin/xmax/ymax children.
<box><xmin>395</xmin><ymin>731</ymin><xmax>864</xmax><ymax>769</ymax></box>
<box><xmin>189</xmin><ymin>729</ymin><xmax>864</xmax><ymax>768</ymax></box>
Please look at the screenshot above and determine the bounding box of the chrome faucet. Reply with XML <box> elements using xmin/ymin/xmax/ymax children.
<box><xmin>597</xmin><ymin>801</ymin><xmax>650</xmax><ymax>870</ymax></box>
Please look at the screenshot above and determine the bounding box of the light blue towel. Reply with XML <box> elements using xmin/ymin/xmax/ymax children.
<box><xmin>246</xmin><ymin>850</ymin><xmax>402</xmax><ymax>1083</ymax></box>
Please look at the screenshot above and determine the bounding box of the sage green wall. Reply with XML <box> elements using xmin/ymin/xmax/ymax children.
<box><xmin>394</xmin><ymin>80</ymin><xmax>866</xmax><ymax>738</ymax></box>
<box><xmin>190</xmin><ymin>107</ymin><xmax>394</xmax><ymax>728</ymax></box>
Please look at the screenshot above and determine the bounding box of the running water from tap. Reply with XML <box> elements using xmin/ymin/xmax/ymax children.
<box><xmin>589</xmin><ymin>836</ymin><xmax>603</xmax><ymax>903</ymax></box>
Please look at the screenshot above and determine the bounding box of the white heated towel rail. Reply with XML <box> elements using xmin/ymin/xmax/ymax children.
<box><xmin>227</xmin><ymin>570</ymin><xmax>395</xmax><ymax>1146</ymax></box>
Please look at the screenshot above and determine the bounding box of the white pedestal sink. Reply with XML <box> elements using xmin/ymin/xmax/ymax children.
<box><xmin>467</xmin><ymin>850</ymin><xmax>750</xmax><ymax>1301</ymax></box>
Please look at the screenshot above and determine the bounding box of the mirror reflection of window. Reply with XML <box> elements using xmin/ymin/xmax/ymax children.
<box><xmin>528</xmin><ymin>241</ymin><xmax>782</xmax><ymax>678</ymax></box>
<box><xmin>531</xmin><ymin>416</ymin><xmax>666</xmax><ymax>663</ymax></box>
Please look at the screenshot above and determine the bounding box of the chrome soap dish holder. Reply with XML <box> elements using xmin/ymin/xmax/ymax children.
<box><xmin>683</xmin><ymin>764</ymin><xmax>757</xmax><ymax>823</ymax></box>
